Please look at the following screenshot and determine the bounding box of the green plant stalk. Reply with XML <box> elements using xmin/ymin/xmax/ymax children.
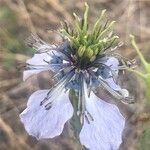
<box><xmin>130</xmin><ymin>35</ymin><xmax>150</xmax><ymax>104</ymax></box>
<box><xmin>130</xmin><ymin>35</ymin><xmax>150</xmax><ymax>150</ymax></box>
<box><xmin>145</xmin><ymin>77</ymin><xmax>150</xmax><ymax>103</ymax></box>
<box><xmin>69</xmin><ymin>90</ymin><xmax>87</xmax><ymax>150</ymax></box>
<box><xmin>130</xmin><ymin>35</ymin><xmax>150</xmax><ymax>73</ymax></box>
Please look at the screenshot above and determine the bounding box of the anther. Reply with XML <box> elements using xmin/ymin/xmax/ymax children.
<box><xmin>40</xmin><ymin>97</ymin><xmax>48</xmax><ymax>106</ymax></box>
<box><xmin>45</xmin><ymin>102</ymin><xmax>52</xmax><ymax>110</ymax></box>
<box><xmin>122</xmin><ymin>97</ymin><xmax>135</xmax><ymax>104</ymax></box>
<box><xmin>85</xmin><ymin>114</ymin><xmax>90</xmax><ymax>124</ymax></box>
<box><xmin>86</xmin><ymin>111</ymin><xmax>94</xmax><ymax>121</ymax></box>
<box><xmin>43</xmin><ymin>59</ymin><xmax>50</xmax><ymax>64</ymax></box>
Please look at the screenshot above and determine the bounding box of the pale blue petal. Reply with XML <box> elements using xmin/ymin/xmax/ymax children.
<box><xmin>23</xmin><ymin>69</ymin><xmax>47</xmax><ymax>81</ymax></box>
<box><xmin>80</xmin><ymin>91</ymin><xmax>125</xmax><ymax>150</ymax></box>
<box><xmin>26</xmin><ymin>53</ymin><xmax>51</xmax><ymax>65</ymax></box>
<box><xmin>105</xmin><ymin>78</ymin><xmax>121</xmax><ymax>91</ymax></box>
<box><xmin>20</xmin><ymin>90</ymin><xmax>73</xmax><ymax>139</ymax></box>
<box><xmin>104</xmin><ymin>57</ymin><xmax>119</xmax><ymax>69</ymax></box>
<box><xmin>23</xmin><ymin>53</ymin><xmax>52</xmax><ymax>81</ymax></box>
<box><xmin>104</xmin><ymin>57</ymin><xmax>121</xmax><ymax>90</ymax></box>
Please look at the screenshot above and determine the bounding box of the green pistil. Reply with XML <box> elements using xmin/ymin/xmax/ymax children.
<box><xmin>60</xmin><ymin>3</ymin><xmax>118</xmax><ymax>62</ymax></box>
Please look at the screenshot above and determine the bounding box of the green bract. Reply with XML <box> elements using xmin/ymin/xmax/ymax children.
<box><xmin>60</xmin><ymin>3</ymin><xmax>118</xmax><ymax>62</ymax></box>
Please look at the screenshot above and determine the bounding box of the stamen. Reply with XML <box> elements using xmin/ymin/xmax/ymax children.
<box><xmin>85</xmin><ymin>114</ymin><xmax>90</xmax><ymax>124</ymax></box>
<box><xmin>25</xmin><ymin>64</ymin><xmax>50</xmax><ymax>70</ymax></box>
<box><xmin>89</xmin><ymin>70</ymin><xmax>124</xmax><ymax>100</ymax></box>
<box><xmin>78</xmin><ymin>74</ymin><xmax>94</xmax><ymax>124</ymax></box>
<box><xmin>40</xmin><ymin>97</ymin><xmax>48</xmax><ymax>106</ymax></box>
<box><xmin>40</xmin><ymin>87</ymin><xmax>54</xmax><ymax>106</ymax></box>
<box><xmin>121</xmin><ymin>97</ymin><xmax>135</xmax><ymax>104</ymax></box>
<box><xmin>41</xmin><ymin>67</ymin><xmax>75</xmax><ymax>109</ymax></box>
<box><xmin>92</xmin><ymin>62</ymin><xmax>118</xmax><ymax>84</ymax></box>
<box><xmin>109</xmin><ymin>53</ymin><xmax>137</xmax><ymax>69</ymax></box>
<box><xmin>104</xmin><ymin>42</ymin><xmax>124</xmax><ymax>55</ymax></box>
<box><xmin>86</xmin><ymin>111</ymin><xmax>94</xmax><ymax>121</ymax></box>
<box><xmin>55</xmin><ymin>43</ymin><xmax>74</xmax><ymax>61</ymax></box>
<box><xmin>77</xmin><ymin>91</ymin><xmax>81</xmax><ymax>116</ymax></box>
<box><xmin>87</xmin><ymin>76</ymin><xmax>93</xmax><ymax>97</ymax></box>
<box><xmin>25</xmin><ymin>34</ymin><xmax>57</xmax><ymax>53</ymax></box>
<box><xmin>25</xmin><ymin>63</ymin><xmax>70</xmax><ymax>71</ymax></box>
<box><xmin>77</xmin><ymin>73</ymin><xmax>86</xmax><ymax>125</ymax></box>
<box><xmin>43</xmin><ymin>59</ymin><xmax>49</xmax><ymax>64</ymax></box>
<box><xmin>81</xmin><ymin>81</ymin><xmax>86</xmax><ymax>115</ymax></box>
<box><xmin>80</xmin><ymin>111</ymin><xmax>94</xmax><ymax>124</ymax></box>
<box><xmin>52</xmin><ymin>69</ymin><xmax>65</xmax><ymax>80</ymax></box>
<box><xmin>100</xmin><ymin>38</ymin><xmax>116</xmax><ymax>53</ymax></box>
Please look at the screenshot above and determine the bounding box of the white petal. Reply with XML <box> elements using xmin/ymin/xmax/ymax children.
<box><xmin>104</xmin><ymin>57</ymin><xmax>121</xmax><ymax>91</ymax></box>
<box><xmin>105</xmin><ymin>57</ymin><xmax>119</xmax><ymax>69</ymax></box>
<box><xmin>23</xmin><ymin>52</ymin><xmax>53</xmax><ymax>81</ymax></box>
<box><xmin>80</xmin><ymin>91</ymin><xmax>125</xmax><ymax>150</ymax></box>
<box><xmin>105</xmin><ymin>78</ymin><xmax>121</xmax><ymax>91</ymax></box>
<box><xmin>23</xmin><ymin>69</ymin><xmax>48</xmax><ymax>81</ymax></box>
<box><xmin>20</xmin><ymin>90</ymin><xmax>73</xmax><ymax>139</ymax></box>
<box><xmin>27</xmin><ymin>34</ymin><xmax>56</xmax><ymax>53</ymax></box>
<box><xmin>26</xmin><ymin>53</ymin><xmax>51</xmax><ymax>65</ymax></box>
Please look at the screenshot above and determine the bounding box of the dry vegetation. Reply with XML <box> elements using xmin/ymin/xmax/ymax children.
<box><xmin>0</xmin><ymin>0</ymin><xmax>150</xmax><ymax>150</ymax></box>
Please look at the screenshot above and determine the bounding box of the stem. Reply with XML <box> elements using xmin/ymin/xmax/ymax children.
<box><xmin>145</xmin><ymin>78</ymin><xmax>150</xmax><ymax>105</ymax></box>
<box><xmin>69</xmin><ymin>90</ymin><xmax>87</xmax><ymax>150</ymax></box>
<box><xmin>130</xmin><ymin>35</ymin><xmax>149</xmax><ymax>72</ymax></box>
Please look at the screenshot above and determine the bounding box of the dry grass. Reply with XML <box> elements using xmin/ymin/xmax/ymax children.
<box><xmin>0</xmin><ymin>0</ymin><xmax>150</xmax><ymax>150</ymax></box>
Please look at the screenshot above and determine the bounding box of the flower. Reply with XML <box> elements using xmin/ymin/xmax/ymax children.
<box><xmin>20</xmin><ymin>3</ymin><xmax>134</xmax><ymax>150</ymax></box>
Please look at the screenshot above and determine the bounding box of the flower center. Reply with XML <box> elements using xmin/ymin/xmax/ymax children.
<box><xmin>60</xmin><ymin>3</ymin><xmax>118</xmax><ymax>66</ymax></box>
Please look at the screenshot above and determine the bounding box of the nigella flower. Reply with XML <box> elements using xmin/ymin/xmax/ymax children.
<box><xmin>20</xmin><ymin>3</ymin><xmax>135</xmax><ymax>150</ymax></box>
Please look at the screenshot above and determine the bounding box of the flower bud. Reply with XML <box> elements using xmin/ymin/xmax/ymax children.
<box><xmin>78</xmin><ymin>46</ymin><xmax>86</xmax><ymax>57</ymax></box>
<box><xmin>86</xmin><ymin>48</ymin><xmax>94</xmax><ymax>59</ymax></box>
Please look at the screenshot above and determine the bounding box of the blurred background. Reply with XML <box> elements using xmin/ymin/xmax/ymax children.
<box><xmin>0</xmin><ymin>0</ymin><xmax>150</xmax><ymax>150</ymax></box>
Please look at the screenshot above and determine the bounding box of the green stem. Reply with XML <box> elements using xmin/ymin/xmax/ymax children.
<box><xmin>145</xmin><ymin>78</ymin><xmax>150</xmax><ymax>105</ymax></box>
<box><xmin>69</xmin><ymin>90</ymin><xmax>87</xmax><ymax>150</ymax></box>
<box><xmin>130</xmin><ymin>35</ymin><xmax>149</xmax><ymax>72</ymax></box>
